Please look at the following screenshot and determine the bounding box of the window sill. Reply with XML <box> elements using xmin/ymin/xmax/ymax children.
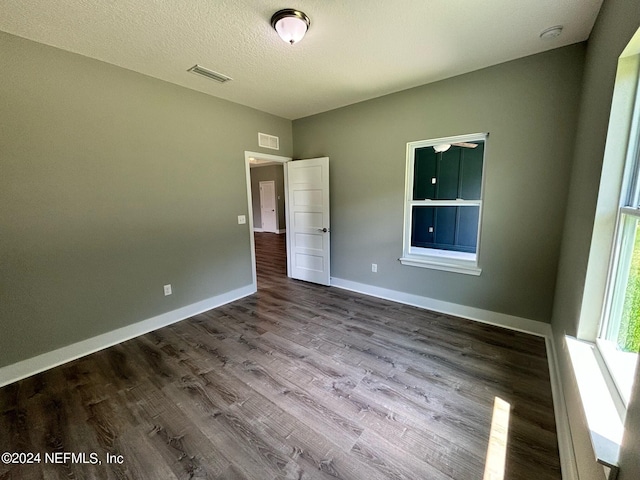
<box><xmin>596</xmin><ymin>338</ymin><xmax>637</xmax><ymax>408</ymax></box>
<box><xmin>566</xmin><ymin>337</ymin><xmax>622</xmax><ymax>478</ymax></box>
<box><xmin>399</xmin><ymin>256</ymin><xmax>482</xmax><ymax>275</ymax></box>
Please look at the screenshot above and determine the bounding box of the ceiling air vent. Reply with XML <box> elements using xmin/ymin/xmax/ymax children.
<box><xmin>187</xmin><ymin>64</ymin><xmax>232</xmax><ymax>83</ymax></box>
<box><xmin>258</xmin><ymin>133</ymin><xmax>280</xmax><ymax>150</ymax></box>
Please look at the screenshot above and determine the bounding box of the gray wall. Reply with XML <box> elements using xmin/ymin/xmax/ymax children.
<box><xmin>4</xmin><ymin>5</ymin><xmax>640</xmax><ymax>476</ymax></box>
<box><xmin>549</xmin><ymin>1</ymin><xmax>640</xmax><ymax>479</ymax></box>
<box><xmin>0</xmin><ymin>32</ymin><xmax>292</xmax><ymax>368</ymax></box>
<box><xmin>293</xmin><ymin>45</ymin><xmax>585</xmax><ymax>323</ymax></box>
<box><xmin>250</xmin><ymin>165</ymin><xmax>286</xmax><ymax>231</ymax></box>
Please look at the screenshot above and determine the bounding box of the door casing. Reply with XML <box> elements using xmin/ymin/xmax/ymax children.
<box><xmin>244</xmin><ymin>151</ymin><xmax>291</xmax><ymax>289</ymax></box>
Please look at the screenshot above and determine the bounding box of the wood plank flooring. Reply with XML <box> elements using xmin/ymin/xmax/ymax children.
<box><xmin>0</xmin><ymin>231</ymin><xmax>561</xmax><ymax>479</ymax></box>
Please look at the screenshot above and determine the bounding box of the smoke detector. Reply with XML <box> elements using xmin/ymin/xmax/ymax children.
<box><xmin>539</xmin><ymin>26</ymin><xmax>563</xmax><ymax>40</ymax></box>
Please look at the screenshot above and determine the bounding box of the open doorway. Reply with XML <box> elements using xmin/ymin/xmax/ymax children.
<box><xmin>244</xmin><ymin>151</ymin><xmax>291</xmax><ymax>290</ymax></box>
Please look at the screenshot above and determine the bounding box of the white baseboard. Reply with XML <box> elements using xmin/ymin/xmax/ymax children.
<box><xmin>547</xmin><ymin>336</ymin><xmax>580</xmax><ymax>480</ymax></box>
<box><xmin>0</xmin><ymin>284</ymin><xmax>256</xmax><ymax>388</ymax></box>
<box><xmin>277</xmin><ymin>228</ymin><xmax>286</xmax><ymax>234</ymax></box>
<box><xmin>253</xmin><ymin>227</ymin><xmax>264</xmax><ymax>233</ymax></box>
<box><xmin>330</xmin><ymin>277</ymin><xmax>552</xmax><ymax>337</ymax></box>
<box><xmin>330</xmin><ymin>277</ymin><xmax>577</xmax><ymax>479</ymax></box>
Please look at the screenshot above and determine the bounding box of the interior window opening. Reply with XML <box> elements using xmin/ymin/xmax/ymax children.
<box><xmin>401</xmin><ymin>133</ymin><xmax>487</xmax><ymax>275</ymax></box>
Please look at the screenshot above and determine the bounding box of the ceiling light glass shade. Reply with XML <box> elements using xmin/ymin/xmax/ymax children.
<box><xmin>433</xmin><ymin>144</ymin><xmax>452</xmax><ymax>153</ymax></box>
<box><xmin>271</xmin><ymin>9</ymin><xmax>310</xmax><ymax>45</ymax></box>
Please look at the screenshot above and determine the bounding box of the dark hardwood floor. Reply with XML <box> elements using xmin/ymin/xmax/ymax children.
<box><xmin>0</xmin><ymin>232</ymin><xmax>561</xmax><ymax>479</ymax></box>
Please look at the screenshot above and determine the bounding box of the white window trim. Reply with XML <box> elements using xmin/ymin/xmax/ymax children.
<box><xmin>566</xmin><ymin>337</ymin><xmax>624</xmax><ymax>474</ymax></box>
<box><xmin>597</xmin><ymin>53</ymin><xmax>640</xmax><ymax>408</ymax></box>
<box><xmin>599</xmin><ymin>206</ymin><xmax>640</xmax><ymax>407</ymax></box>
<box><xmin>400</xmin><ymin>133</ymin><xmax>488</xmax><ymax>275</ymax></box>
<box><xmin>399</xmin><ymin>255</ymin><xmax>482</xmax><ymax>275</ymax></box>
<box><xmin>569</xmin><ymin>35</ymin><xmax>640</xmax><ymax>479</ymax></box>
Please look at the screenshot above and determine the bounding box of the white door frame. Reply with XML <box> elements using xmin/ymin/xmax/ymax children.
<box><xmin>244</xmin><ymin>151</ymin><xmax>291</xmax><ymax>290</ymax></box>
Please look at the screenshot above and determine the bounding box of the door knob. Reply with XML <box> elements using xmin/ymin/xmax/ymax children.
<box><xmin>317</xmin><ymin>228</ymin><xmax>329</xmax><ymax>233</ymax></box>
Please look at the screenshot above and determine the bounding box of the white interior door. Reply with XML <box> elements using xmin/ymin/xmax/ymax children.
<box><xmin>286</xmin><ymin>157</ymin><xmax>330</xmax><ymax>285</ymax></box>
<box><xmin>259</xmin><ymin>180</ymin><xmax>277</xmax><ymax>233</ymax></box>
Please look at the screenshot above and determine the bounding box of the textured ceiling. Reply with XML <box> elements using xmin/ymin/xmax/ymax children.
<box><xmin>0</xmin><ymin>0</ymin><xmax>603</xmax><ymax>120</ymax></box>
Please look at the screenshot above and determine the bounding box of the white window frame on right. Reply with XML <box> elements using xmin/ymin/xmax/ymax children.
<box><xmin>599</xmin><ymin>115</ymin><xmax>640</xmax><ymax>407</ymax></box>
<box><xmin>400</xmin><ymin>132</ymin><xmax>488</xmax><ymax>275</ymax></box>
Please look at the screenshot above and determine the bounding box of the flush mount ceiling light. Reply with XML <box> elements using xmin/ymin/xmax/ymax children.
<box><xmin>539</xmin><ymin>25</ymin><xmax>563</xmax><ymax>40</ymax></box>
<box><xmin>271</xmin><ymin>9</ymin><xmax>310</xmax><ymax>45</ymax></box>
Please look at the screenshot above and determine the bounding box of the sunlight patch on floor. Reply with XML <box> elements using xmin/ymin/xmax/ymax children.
<box><xmin>483</xmin><ymin>396</ymin><xmax>511</xmax><ymax>480</ymax></box>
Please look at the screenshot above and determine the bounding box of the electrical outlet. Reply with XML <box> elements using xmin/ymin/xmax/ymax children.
<box><xmin>164</xmin><ymin>284</ymin><xmax>172</xmax><ymax>296</ymax></box>
<box><xmin>372</xmin><ymin>263</ymin><xmax>378</xmax><ymax>273</ymax></box>
<box><xmin>238</xmin><ymin>215</ymin><xmax>246</xmax><ymax>224</ymax></box>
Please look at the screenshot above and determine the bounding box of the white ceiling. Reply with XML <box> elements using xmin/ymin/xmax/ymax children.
<box><xmin>0</xmin><ymin>0</ymin><xmax>603</xmax><ymax>120</ymax></box>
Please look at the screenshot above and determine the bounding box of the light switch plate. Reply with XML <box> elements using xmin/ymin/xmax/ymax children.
<box><xmin>238</xmin><ymin>215</ymin><xmax>246</xmax><ymax>224</ymax></box>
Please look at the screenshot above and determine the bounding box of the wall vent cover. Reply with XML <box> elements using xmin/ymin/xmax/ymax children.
<box><xmin>187</xmin><ymin>64</ymin><xmax>232</xmax><ymax>83</ymax></box>
<box><xmin>258</xmin><ymin>133</ymin><xmax>280</xmax><ymax>150</ymax></box>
